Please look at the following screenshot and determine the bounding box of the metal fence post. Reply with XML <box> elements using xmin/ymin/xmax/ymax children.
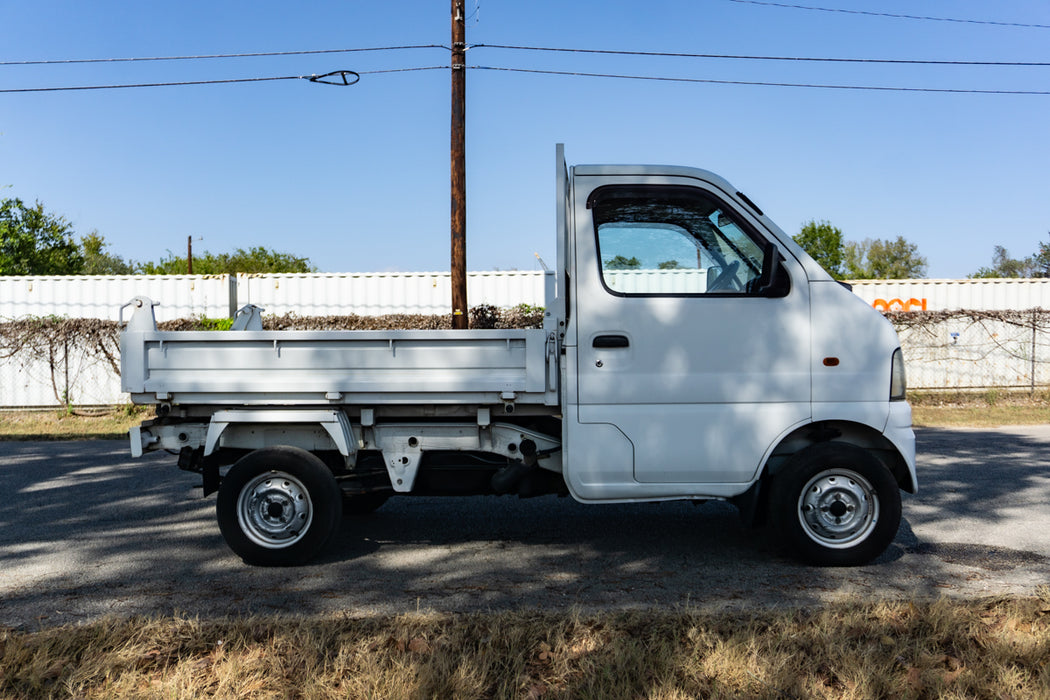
<box><xmin>1032</xmin><ymin>309</ymin><xmax>1039</xmax><ymax>394</ymax></box>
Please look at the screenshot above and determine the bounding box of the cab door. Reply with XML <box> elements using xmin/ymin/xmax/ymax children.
<box><xmin>568</xmin><ymin>174</ymin><xmax>812</xmax><ymax>495</ymax></box>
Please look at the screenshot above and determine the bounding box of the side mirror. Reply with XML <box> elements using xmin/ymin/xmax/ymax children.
<box><xmin>753</xmin><ymin>241</ymin><xmax>783</xmax><ymax>296</ymax></box>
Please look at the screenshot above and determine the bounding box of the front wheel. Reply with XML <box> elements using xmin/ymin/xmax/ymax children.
<box><xmin>216</xmin><ymin>446</ymin><xmax>342</xmax><ymax>566</ymax></box>
<box><xmin>769</xmin><ymin>442</ymin><xmax>901</xmax><ymax>566</ymax></box>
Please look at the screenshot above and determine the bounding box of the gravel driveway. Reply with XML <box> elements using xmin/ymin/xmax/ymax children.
<box><xmin>1</xmin><ymin>426</ymin><xmax>1048</xmax><ymax>629</ymax></box>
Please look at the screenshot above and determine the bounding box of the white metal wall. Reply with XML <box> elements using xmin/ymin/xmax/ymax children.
<box><xmin>0</xmin><ymin>271</ymin><xmax>550</xmax><ymax>407</ymax></box>
<box><xmin>603</xmin><ymin>269</ymin><xmax>709</xmax><ymax>294</ymax></box>
<box><xmin>7</xmin><ymin>273</ymin><xmax>1050</xmax><ymax>407</ymax></box>
<box><xmin>8</xmin><ymin>275</ymin><xmax>1046</xmax><ymax>323</ymax></box>
<box><xmin>848</xmin><ymin>278</ymin><xmax>1050</xmax><ymax>312</ymax></box>
<box><xmin>1</xmin><ymin>275</ymin><xmax>231</xmax><ymax>406</ymax></box>
<box><xmin>4</xmin><ymin>355</ymin><xmax>120</xmax><ymax>407</ymax></box>
<box><xmin>0</xmin><ymin>275</ymin><xmax>234</xmax><ymax>322</ymax></box>
<box><xmin>236</xmin><ymin>271</ymin><xmax>548</xmax><ymax>316</ymax></box>
<box><xmin>895</xmin><ymin>317</ymin><xmax>1045</xmax><ymax>390</ymax></box>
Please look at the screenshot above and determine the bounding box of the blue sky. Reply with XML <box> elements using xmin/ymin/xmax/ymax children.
<box><xmin>1</xmin><ymin>0</ymin><xmax>1047</xmax><ymax>278</ymax></box>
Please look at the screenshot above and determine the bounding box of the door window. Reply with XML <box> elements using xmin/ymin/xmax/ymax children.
<box><xmin>589</xmin><ymin>185</ymin><xmax>782</xmax><ymax>296</ymax></box>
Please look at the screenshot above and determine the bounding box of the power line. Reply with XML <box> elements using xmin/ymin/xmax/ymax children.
<box><xmin>0</xmin><ymin>45</ymin><xmax>448</xmax><ymax>67</ymax></box>
<box><xmin>727</xmin><ymin>1</ymin><xmax>1050</xmax><ymax>29</ymax></box>
<box><xmin>359</xmin><ymin>66</ymin><xmax>446</xmax><ymax>76</ymax></box>
<box><xmin>3</xmin><ymin>58</ymin><xmax>1045</xmax><ymax>96</ymax></box>
<box><xmin>0</xmin><ymin>67</ymin><xmax>443</xmax><ymax>94</ymax></box>
<box><xmin>471</xmin><ymin>65</ymin><xmax>1050</xmax><ymax>95</ymax></box>
<box><xmin>9</xmin><ymin>42</ymin><xmax>1045</xmax><ymax>73</ymax></box>
<box><xmin>473</xmin><ymin>43</ymin><xmax>1050</xmax><ymax>67</ymax></box>
<box><xmin>0</xmin><ymin>75</ymin><xmax>305</xmax><ymax>93</ymax></box>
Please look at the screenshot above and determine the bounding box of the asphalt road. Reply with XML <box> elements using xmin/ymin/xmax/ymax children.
<box><xmin>2</xmin><ymin>427</ymin><xmax>1049</xmax><ymax>630</ymax></box>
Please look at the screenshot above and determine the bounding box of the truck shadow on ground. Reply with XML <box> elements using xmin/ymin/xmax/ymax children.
<box><xmin>2</xmin><ymin>428</ymin><xmax>1049</xmax><ymax>630</ymax></box>
<box><xmin>877</xmin><ymin>424</ymin><xmax>1050</xmax><ymax>570</ymax></box>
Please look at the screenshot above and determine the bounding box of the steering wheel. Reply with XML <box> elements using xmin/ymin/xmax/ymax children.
<box><xmin>707</xmin><ymin>260</ymin><xmax>741</xmax><ymax>292</ymax></box>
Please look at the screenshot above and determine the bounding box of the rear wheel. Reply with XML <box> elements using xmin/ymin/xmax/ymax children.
<box><xmin>217</xmin><ymin>446</ymin><xmax>341</xmax><ymax>566</ymax></box>
<box><xmin>769</xmin><ymin>442</ymin><xmax>901</xmax><ymax>566</ymax></box>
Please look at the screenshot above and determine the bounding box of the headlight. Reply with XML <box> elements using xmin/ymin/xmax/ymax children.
<box><xmin>890</xmin><ymin>348</ymin><xmax>907</xmax><ymax>401</ymax></box>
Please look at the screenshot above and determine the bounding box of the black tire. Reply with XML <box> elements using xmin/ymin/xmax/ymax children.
<box><xmin>769</xmin><ymin>442</ymin><xmax>901</xmax><ymax>567</ymax></box>
<box><xmin>216</xmin><ymin>446</ymin><xmax>342</xmax><ymax>566</ymax></box>
<box><xmin>342</xmin><ymin>491</ymin><xmax>391</xmax><ymax>516</ymax></box>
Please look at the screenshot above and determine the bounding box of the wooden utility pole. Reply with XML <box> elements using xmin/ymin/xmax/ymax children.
<box><xmin>187</xmin><ymin>235</ymin><xmax>194</xmax><ymax>274</ymax></box>
<box><xmin>450</xmin><ymin>0</ymin><xmax>468</xmax><ymax>329</ymax></box>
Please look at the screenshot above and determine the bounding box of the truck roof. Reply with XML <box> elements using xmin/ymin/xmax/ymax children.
<box><xmin>571</xmin><ymin>162</ymin><xmax>833</xmax><ymax>285</ymax></box>
<box><xmin>572</xmin><ymin>163</ymin><xmax>735</xmax><ymax>192</ymax></box>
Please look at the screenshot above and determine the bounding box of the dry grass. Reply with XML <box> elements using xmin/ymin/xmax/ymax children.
<box><xmin>2</xmin><ymin>389</ymin><xmax>1046</xmax><ymax>440</ymax></box>
<box><xmin>910</xmin><ymin>390</ymin><xmax>1050</xmax><ymax>428</ymax></box>
<box><xmin>0</xmin><ymin>407</ymin><xmax>150</xmax><ymax>441</ymax></box>
<box><xmin>2</xmin><ymin>596</ymin><xmax>1049</xmax><ymax>699</ymax></box>
<box><xmin>2</xmin><ymin>399</ymin><xmax>1049</xmax><ymax>697</ymax></box>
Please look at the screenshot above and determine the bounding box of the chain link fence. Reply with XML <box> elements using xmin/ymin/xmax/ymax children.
<box><xmin>6</xmin><ymin>274</ymin><xmax>1050</xmax><ymax>404</ymax></box>
<box><xmin>887</xmin><ymin>310</ymin><xmax>1050</xmax><ymax>390</ymax></box>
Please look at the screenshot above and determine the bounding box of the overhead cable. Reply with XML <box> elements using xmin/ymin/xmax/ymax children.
<box><xmin>0</xmin><ymin>67</ymin><xmax>442</xmax><ymax>94</ymax></box>
<box><xmin>9</xmin><ymin>43</ymin><xmax>1045</xmax><ymax>71</ymax></box>
<box><xmin>3</xmin><ymin>62</ymin><xmax>1046</xmax><ymax>96</ymax></box>
<box><xmin>0</xmin><ymin>45</ymin><xmax>448</xmax><ymax>67</ymax></box>
<box><xmin>472</xmin><ymin>44</ymin><xmax>1050</xmax><ymax>67</ymax></box>
<box><xmin>728</xmin><ymin>1</ymin><xmax>1050</xmax><ymax>29</ymax></box>
<box><xmin>471</xmin><ymin>65</ymin><xmax>1050</xmax><ymax>95</ymax></box>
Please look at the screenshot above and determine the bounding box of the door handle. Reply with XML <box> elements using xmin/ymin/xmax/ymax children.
<box><xmin>593</xmin><ymin>334</ymin><xmax>629</xmax><ymax>348</ymax></box>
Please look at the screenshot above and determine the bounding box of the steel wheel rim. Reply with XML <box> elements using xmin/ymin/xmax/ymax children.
<box><xmin>237</xmin><ymin>471</ymin><xmax>313</xmax><ymax>549</ymax></box>
<box><xmin>797</xmin><ymin>468</ymin><xmax>879</xmax><ymax>548</ymax></box>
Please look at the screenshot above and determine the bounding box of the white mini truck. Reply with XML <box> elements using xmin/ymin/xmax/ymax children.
<box><xmin>121</xmin><ymin>146</ymin><xmax>916</xmax><ymax>567</ymax></box>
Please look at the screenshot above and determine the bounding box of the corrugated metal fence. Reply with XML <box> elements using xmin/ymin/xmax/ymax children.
<box><xmin>4</xmin><ymin>274</ymin><xmax>1050</xmax><ymax>406</ymax></box>
<box><xmin>238</xmin><ymin>271</ymin><xmax>548</xmax><ymax>316</ymax></box>
<box><xmin>847</xmin><ymin>278</ymin><xmax>1050</xmax><ymax>312</ymax></box>
<box><xmin>0</xmin><ymin>272</ymin><xmax>548</xmax><ymax>406</ymax></box>
<box><xmin>0</xmin><ymin>275</ymin><xmax>235</xmax><ymax>322</ymax></box>
<box><xmin>0</xmin><ymin>272</ymin><xmax>548</xmax><ymax>321</ymax></box>
<box><xmin>849</xmin><ymin>279</ymin><xmax>1050</xmax><ymax>390</ymax></box>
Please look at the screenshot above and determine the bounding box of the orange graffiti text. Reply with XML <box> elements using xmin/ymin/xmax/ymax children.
<box><xmin>872</xmin><ymin>298</ymin><xmax>928</xmax><ymax>312</ymax></box>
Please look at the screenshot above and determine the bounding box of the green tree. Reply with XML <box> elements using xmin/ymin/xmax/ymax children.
<box><xmin>970</xmin><ymin>235</ymin><xmax>1050</xmax><ymax>278</ymax></box>
<box><xmin>0</xmin><ymin>198</ymin><xmax>84</xmax><ymax>275</ymax></box>
<box><xmin>793</xmin><ymin>219</ymin><xmax>844</xmax><ymax>279</ymax></box>
<box><xmin>139</xmin><ymin>246</ymin><xmax>316</xmax><ymax>274</ymax></box>
<box><xmin>969</xmin><ymin>246</ymin><xmax>1029</xmax><ymax>278</ymax></box>
<box><xmin>844</xmin><ymin>237</ymin><xmax>928</xmax><ymax>279</ymax></box>
<box><xmin>1030</xmin><ymin>235</ymin><xmax>1050</xmax><ymax>278</ymax></box>
<box><xmin>80</xmin><ymin>231</ymin><xmax>138</xmax><ymax>275</ymax></box>
<box><xmin>604</xmin><ymin>255</ymin><xmax>641</xmax><ymax>270</ymax></box>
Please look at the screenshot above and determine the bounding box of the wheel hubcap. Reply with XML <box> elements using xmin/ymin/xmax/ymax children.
<box><xmin>798</xmin><ymin>469</ymin><xmax>879</xmax><ymax>548</ymax></box>
<box><xmin>237</xmin><ymin>471</ymin><xmax>313</xmax><ymax>549</ymax></box>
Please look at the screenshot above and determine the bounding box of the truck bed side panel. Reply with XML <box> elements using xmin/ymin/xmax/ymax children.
<box><xmin>121</xmin><ymin>329</ymin><xmax>551</xmax><ymax>405</ymax></box>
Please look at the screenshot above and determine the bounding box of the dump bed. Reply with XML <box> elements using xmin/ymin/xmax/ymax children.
<box><xmin>120</xmin><ymin>300</ymin><xmax>557</xmax><ymax>407</ymax></box>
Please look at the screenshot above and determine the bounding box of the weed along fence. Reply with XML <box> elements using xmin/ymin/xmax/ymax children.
<box><xmin>848</xmin><ymin>279</ymin><xmax>1050</xmax><ymax>390</ymax></box>
<box><xmin>886</xmin><ymin>310</ymin><xmax>1050</xmax><ymax>390</ymax></box>
<box><xmin>4</xmin><ymin>274</ymin><xmax>1050</xmax><ymax>407</ymax></box>
<box><xmin>0</xmin><ymin>272</ymin><xmax>548</xmax><ymax>407</ymax></box>
<box><xmin>1</xmin><ymin>275</ymin><xmax>234</xmax><ymax>407</ymax></box>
